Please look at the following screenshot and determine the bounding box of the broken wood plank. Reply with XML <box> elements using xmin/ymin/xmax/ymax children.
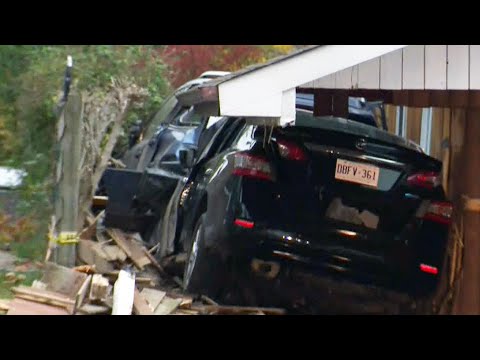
<box><xmin>174</xmin><ymin>309</ymin><xmax>199</xmax><ymax>315</ymax></box>
<box><xmin>108</xmin><ymin>229</ymin><xmax>151</xmax><ymax>270</ymax></box>
<box><xmin>7</xmin><ymin>298</ymin><xmax>70</xmax><ymax>315</ymax></box>
<box><xmin>76</xmin><ymin>303</ymin><xmax>111</xmax><ymax>315</ymax></box>
<box><xmin>101</xmin><ymin>245</ymin><xmax>127</xmax><ymax>262</ymax></box>
<box><xmin>73</xmin><ymin>275</ymin><xmax>92</xmax><ymax>314</ymax></box>
<box><xmin>154</xmin><ymin>297</ymin><xmax>182</xmax><ymax>315</ymax></box>
<box><xmin>77</xmin><ymin>239</ymin><xmax>115</xmax><ymax>273</ymax></box>
<box><xmin>133</xmin><ymin>287</ymin><xmax>154</xmax><ymax>315</ymax></box>
<box><xmin>0</xmin><ymin>300</ymin><xmax>10</xmax><ymax>312</ymax></box>
<box><xmin>11</xmin><ymin>286</ymin><xmax>75</xmax><ymax>309</ymax></box>
<box><xmin>41</xmin><ymin>262</ymin><xmax>88</xmax><ymax>299</ymax></box>
<box><xmin>102</xmin><ymin>272</ymin><xmax>155</xmax><ymax>286</ymax></box>
<box><xmin>89</xmin><ymin>274</ymin><xmax>111</xmax><ymax>302</ymax></box>
<box><xmin>140</xmin><ymin>288</ymin><xmax>166</xmax><ymax>312</ymax></box>
<box><xmin>179</xmin><ymin>297</ymin><xmax>193</xmax><ymax>309</ymax></box>
<box><xmin>190</xmin><ymin>305</ymin><xmax>286</xmax><ymax>315</ymax></box>
<box><xmin>93</xmin><ymin>196</ymin><xmax>108</xmax><ymax>207</ymax></box>
<box><xmin>111</xmin><ymin>269</ymin><xmax>135</xmax><ymax>315</ymax></box>
<box><xmin>142</xmin><ymin>247</ymin><xmax>168</xmax><ymax>276</ymax></box>
<box><xmin>73</xmin><ymin>264</ymin><xmax>97</xmax><ymax>275</ymax></box>
<box><xmin>200</xmin><ymin>295</ymin><xmax>219</xmax><ymax>306</ymax></box>
<box><xmin>80</xmin><ymin>210</ymin><xmax>105</xmax><ymax>240</ymax></box>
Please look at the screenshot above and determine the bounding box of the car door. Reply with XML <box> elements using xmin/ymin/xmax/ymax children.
<box><xmin>154</xmin><ymin>117</ymin><xmax>244</xmax><ymax>258</ymax></box>
<box><xmin>133</xmin><ymin>106</ymin><xmax>208</xmax><ymax>214</ymax></box>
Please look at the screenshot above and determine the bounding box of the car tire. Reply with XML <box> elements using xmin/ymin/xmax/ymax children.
<box><xmin>183</xmin><ymin>214</ymin><xmax>224</xmax><ymax>298</ymax></box>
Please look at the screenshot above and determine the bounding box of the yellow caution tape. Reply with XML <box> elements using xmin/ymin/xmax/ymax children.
<box><xmin>49</xmin><ymin>232</ymin><xmax>79</xmax><ymax>245</ymax></box>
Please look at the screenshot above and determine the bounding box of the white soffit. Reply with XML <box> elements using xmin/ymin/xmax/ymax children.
<box><xmin>217</xmin><ymin>45</ymin><xmax>407</xmax><ymax>125</ymax></box>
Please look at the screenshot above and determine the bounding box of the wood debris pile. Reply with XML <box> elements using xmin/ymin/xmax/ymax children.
<box><xmin>2</xmin><ymin>210</ymin><xmax>286</xmax><ymax>316</ymax></box>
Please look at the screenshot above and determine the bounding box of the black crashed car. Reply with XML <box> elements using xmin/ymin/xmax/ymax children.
<box><xmin>102</xmin><ymin>80</ymin><xmax>384</xmax><ymax>242</ymax></box>
<box><xmin>150</xmin><ymin>109</ymin><xmax>452</xmax><ymax>314</ymax></box>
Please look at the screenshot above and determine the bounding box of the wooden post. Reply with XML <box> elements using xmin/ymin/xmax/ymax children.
<box><xmin>53</xmin><ymin>92</ymin><xmax>83</xmax><ymax>267</ymax></box>
<box><xmin>453</xmin><ymin>108</ymin><xmax>480</xmax><ymax>314</ymax></box>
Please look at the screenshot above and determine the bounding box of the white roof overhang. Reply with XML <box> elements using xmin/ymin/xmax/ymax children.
<box><xmin>177</xmin><ymin>45</ymin><xmax>479</xmax><ymax>126</ymax></box>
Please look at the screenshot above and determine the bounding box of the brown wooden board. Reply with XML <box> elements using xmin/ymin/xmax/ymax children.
<box><xmin>108</xmin><ymin>229</ymin><xmax>151</xmax><ymax>270</ymax></box>
<box><xmin>7</xmin><ymin>298</ymin><xmax>70</xmax><ymax>315</ymax></box>
<box><xmin>41</xmin><ymin>262</ymin><xmax>88</xmax><ymax>299</ymax></box>
<box><xmin>77</xmin><ymin>239</ymin><xmax>116</xmax><ymax>273</ymax></box>
<box><xmin>133</xmin><ymin>287</ymin><xmax>154</xmax><ymax>315</ymax></box>
<box><xmin>140</xmin><ymin>288</ymin><xmax>166</xmax><ymax>312</ymax></box>
<box><xmin>73</xmin><ymin>275</ymin><xmax>92</xmax><ymax>314</ymax></box>
<box><xmin>154</xmin><ymin>297</ymin><xmax>182</xmax><ymax>315</ymax></box>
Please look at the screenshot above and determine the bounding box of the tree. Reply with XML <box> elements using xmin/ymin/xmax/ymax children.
<box><xmin>160</xmin><ymin>45</ymin><xmax>295</xmax><ymax>88</ymax></box>
<box><xmin>0</xmin><ymin>45</ymin><xmax>171</xmax><ymax>260</ymax></box>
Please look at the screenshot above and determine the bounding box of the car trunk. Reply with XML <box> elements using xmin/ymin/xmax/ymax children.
<box><xmin>239</xmin><ymin>115</ymin><xmax>446</xmax><ymax>292</ymax></box>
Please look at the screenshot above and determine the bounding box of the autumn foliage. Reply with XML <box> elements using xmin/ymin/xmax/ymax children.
<box><xmin>0</xmin><ymin>212</ymin><xmax>35</xmax><ymax>244</ymax></box>
<box><xmin>160</xmin><ymin>45</ymin><xmax>294</xmax><ymax>88</ymax></box>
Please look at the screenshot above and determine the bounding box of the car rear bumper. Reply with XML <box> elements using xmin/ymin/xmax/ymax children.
<box><xmin>222</xmin><ymin>225</ymin><xmax>434</xmax><ymax>313</ymax></box>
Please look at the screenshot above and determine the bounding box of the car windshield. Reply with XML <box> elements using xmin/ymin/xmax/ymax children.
<box><xmin>144</xmin><ymin>94</ymin><xmax>178</xmax><ymax>138</ymax></box>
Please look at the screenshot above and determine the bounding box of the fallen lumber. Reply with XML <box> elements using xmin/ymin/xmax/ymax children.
<box><xmin>7</xmin><ymin>298</ymin><xmax>70</xmax><ymax>315</ymax></box>
<box><xmin>142</xmin><ymin>247</ymin><xmax>168</xmax><ymax>277</ymax></box>
<box><xmin>190</xmin><ymin>305</ymin><xmax>286</xmax><ymax>315</ymax></box>
<box><xmin>201</xmin><ymin>295</ymin><xmax>219</xmax><ymax>306</ymax></box>
<box><xmin>11</xmin><ymin>286</ymin><xmax>75</xmax><ymax>309</ymax></box>
<box><xmin>111</xmin><ymin>269</ymin><xmax>135</xmax><ymax>315</ymax></box>
<box><xmin>174</xmin><ymin>309</ymin><xmax>200</xmax><ymax>315</ymax></box>
<box><xmin>89</xmin><ymin>274</ymin><xmax>111</xmax><ymax>302</ymax></box>
<box><xmin>41</xmin><ymin>262</ymin><xmax>88</xmax><ymax>299</ymax></box>
<box><xmin>100</xmin><ymin>245</ymin><xmax>127</xmax><ymax>262</ymax></box>
<box><xmin>80</xmin><ymin>210</ymin><xmax>105</xmax><ymax>240</ymax></box>
<box><xmin>76</xmin><ymin>304</ymin><xmax>111</xmax><ymax>315</ymax></box>
<box><xmin>73</xmin><ymin>264</ymin><xmax>97</xmax><ymax>275</ymax></box>
<box><xmin>108</xmin><ymin>229</ymin><xmax>151</xmax><ymax>270</ymax></box>
<box><xmin>77</xmin><ymin>239</ymin><xmax>115</xmax><ymax>273</ymax></box>
<box><xmin>154</xmin><ymin>297</ymin><xmax>182</xmax><ymax>315</ymax></box>
<box><xmin>0</xmin><ymin>300</ymin><xmax>10</xmax><ymax>312</ymax></box>
<box><xmin>140</xmin><ymin>288</ymin><xmax>166</xmax><ymax>312</ymax></box>
<box><xmin>179</xmin><ymin>296</ymin><xmax>193</xmax><ymax>309</ymax></box>
<box><xmin>93</xmin><ymin>196</ymin><xmax>108</xmax><ymax>207</ymax></box>
<box><xmin>133</xmin><ymin>287</ymin><xmax>154</xmax><ymax>315</ymax></box>
<box><xmin>73</xmin><ymin>275</ymin><xmax>92</xmax><ymax>314</ymax></box>
<box><xmin>102</xmin><ymin>271</ymin><xmax>155</xmax><ymax>286</ymax></box>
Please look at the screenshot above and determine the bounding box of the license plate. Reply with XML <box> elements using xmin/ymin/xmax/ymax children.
<box><xmin>335</xmin><ymin>159</ymin><xmax>379</xmax><ymax>188</ymax></box>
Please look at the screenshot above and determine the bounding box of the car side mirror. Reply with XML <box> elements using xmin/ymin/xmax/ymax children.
<box><xmin>179</xmin><ymin>149</ymin><xmax>196</xmax><ymax>168</ymax></box>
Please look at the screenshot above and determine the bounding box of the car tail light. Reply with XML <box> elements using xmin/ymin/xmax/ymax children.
<box><xmin>423</xmin><ymin>201</ymin><xmax>453</xmax><ymax>225</ymax></box>
<box><xmin>234</xmin><ymin>219</ymin><xmax>254</xmax><ymax>229</ymax></box>
<box><xmin>233</xmin><ymin>153</ymin><xmax>274</xmax><ymax>181</ymax></box>
<box><xmin>407</xmin><ymin>171</ymin><xmax>441</xmax><ymax>189</ymax></box>
<box><xmin>420</xmin><ymin>264</ymin><xmax>438</xmax><ymax>275</ymax></box>
<box><xmin>277</xmin><ymin>139</ymin><xmax>307</xmax><ymax>161</ymax></box>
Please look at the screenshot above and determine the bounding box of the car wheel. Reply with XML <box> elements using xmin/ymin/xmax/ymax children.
<box><xmin>183</xmin><ymin>214</ymin><xmax>224</xmax><ymax>298</ymax></box>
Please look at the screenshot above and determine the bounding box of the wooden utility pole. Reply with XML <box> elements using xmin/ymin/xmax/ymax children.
<box><xmin>52</xmin><ymin>89</ymin><xmax>84</xmax><ymax>267</ymax></box>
